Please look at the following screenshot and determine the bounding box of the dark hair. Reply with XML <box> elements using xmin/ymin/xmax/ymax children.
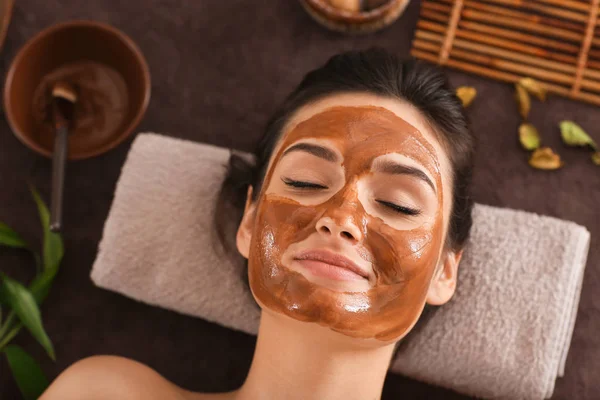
<box><xmin>213</xmin><ymin>47</ymin><xmax>475</xmax><ymax>354</ymax></box>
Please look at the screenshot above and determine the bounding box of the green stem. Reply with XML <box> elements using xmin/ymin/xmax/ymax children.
<box><xmin>33</xmin><ymin>252</ymin><xmax>42</xmax><ymax>274</ymax></box>
<box><xmin>0</xmin><ymin>311</ymin><xmax>16</xmax><ymax>339</ymax></box>
<box><xmin>0</xmin><ymin>323</ymin><xmax>21</xmax><ymax>352</ymax></box>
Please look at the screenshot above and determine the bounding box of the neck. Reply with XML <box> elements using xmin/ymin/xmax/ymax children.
<box><xmin>234</xmin><ymin>311</ymin><xmax>394</xmax><ymax>400</ymax></box>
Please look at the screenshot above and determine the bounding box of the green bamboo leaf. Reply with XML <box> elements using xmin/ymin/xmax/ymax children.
<box><xmin>0</xmin><ymin>311</ymin><xmax>16</xmax><ymax>341</ymax></box>
<box><xmin>0</xmin><ymin>316</ymin><xmax>22</xmax><ymax>351</ymax></box>
<box><xmin>0</xmin><ymin>275</ymin><xmax>55</xmax><ymax>360</ymax></box>
<box><xmin>0</xmin><ymin>222</ymin><xmax>28</xmax><ymax>248</ymax></box>
<box><xmin>28</xmin><ymin>186</ymin><xmax>63</xmax><ymax>304</ymax></box>
<box><xmin>29</xmin><ymin>267</ymin><xmax>59</xmax><ymax>305</ymax></box>
<box><xmin>0</xmin><ymin>221</ymin><xmax>41</xmax><ymax>276</ymax></box>
<box><xmin>30</xmin><ymin>186</ymin><xmax>63</xmax><ymax>271</ymax></box>
<box><xmin>3</xmin><ymin>344</ymin><xmax>49</xmax><ymax>400</ymax></box>
<box><xmin>559</xmin><ymin>121</ymin><xmax>598</xmax><ymax>150</ymax></box>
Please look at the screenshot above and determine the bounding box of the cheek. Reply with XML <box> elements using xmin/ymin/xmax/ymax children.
<box><xmin>249</xmin><ymin>195</ymin><xmax>319</xmax><ymax>274</ymax></box>
<box><xmin>363</xmin><ymin>220</ymin><xmax>444</xmax><ymax>340</ymax></box>
<box><xmin>368</xmin><ymin>221</ymin><xmax>439</xmax><ymax>285</ymax></box>
<box><xmin>261</xmin><ymin>196</ymin><xmax>318</xmax><ymax>242</ymax></box>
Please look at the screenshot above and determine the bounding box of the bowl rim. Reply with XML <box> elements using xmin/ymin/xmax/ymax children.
<box><xmin>304</xmin><ymin>0</ymin><xmax>397</xmax><ymax>21</ymax></box>
<box><xmin>3</xmin><ymin>19</ymin><xmax>152</xmax><ymax>160</ymax></box>
<box><xmin>300</xmin><ymin>0</ymin><xmax>410</xmax><ymax>33</ymax></box>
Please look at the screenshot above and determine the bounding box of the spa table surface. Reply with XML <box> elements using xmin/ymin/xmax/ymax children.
<box><xmin>1</xmin><ymin>1</ymin><xmax>599</xmax><ymax>399</ymax></box>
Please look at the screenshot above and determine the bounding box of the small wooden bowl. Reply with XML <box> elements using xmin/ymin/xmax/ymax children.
<box><xmin>299</xmin><ymin>0</ymin><xmax>411</xmax><ymax>34</ymax></box>
<box><xmin>3</xmin><ymin>20</ymin><xmax>151</xmax><ymax>160</ymax></box>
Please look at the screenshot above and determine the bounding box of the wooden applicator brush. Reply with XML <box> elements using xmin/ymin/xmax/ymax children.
<box><xmin>49</xmin><ymin>81</ymin><xmax>78</xmax><ymax>232</ymax></box>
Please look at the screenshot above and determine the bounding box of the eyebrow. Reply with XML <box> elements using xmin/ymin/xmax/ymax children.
<box><xmin>373</xmin><ymin>160</ymin><xmax>437</xmax><ymax>194</ymax></box>
<box><xmin>281</xmin><ymin>142</ymin><xmax>339</xmax><ymax>162</ymax></box>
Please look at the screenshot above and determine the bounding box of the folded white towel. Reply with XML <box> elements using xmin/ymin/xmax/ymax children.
<box><xmin>91</xmin><ymin>133</ymin><xmax>591</xmax><ymax>400</ymax></box>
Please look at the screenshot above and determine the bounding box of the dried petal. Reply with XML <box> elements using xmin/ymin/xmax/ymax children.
<box><xmin>456</xmin><ymin>86</ymin><xmax>477</xmax><ymax>107</ymax></box>
<box><xmin>559</xmin><ymin>120</ymin><xmax>598</xmax><ymax>150</ymax></box>
<box><xmin>519</xmin><ymin>123</ymin><xmax>541</xmax><ymax>150</ymax></box>
<box><xmin>515</xmin><ymin>84</ymin><xmax>531</xmax><ymax>119</ymax></box>
<box><xmin>592</xmin><ymin>152</ymin><xmax>600</xmax><ymax>166</ymax></box>
<box><xmin>518</xmin><ymin>77</ymin><xmax>546</xmax><ymax>101</ymax></box>
<box><xmin>529</xmin><ymin>147</ymin><xmax>564</xmax><ymax>170</ymax></box>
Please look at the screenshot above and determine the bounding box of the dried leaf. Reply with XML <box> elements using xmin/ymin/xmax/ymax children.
<box><xmin>519</xmin><ymin>123</ymin><xmax>541</xmax><ymax>150</ymax></box>
<box><xmin>592</xmin><ymin>152</ymin><xmax>600</xmax><ymax>166</ymax></box>
<box><xmin>518</xmin><ymin>77</ymin><xmax>546</xmax><ymax>101</ymax></box>
<box><xmin>528</xmin><ymin>147</ymin><xmax>564</xmax><ymax>170</ymax></box>
<box><xmin>559</xmin><ymin>121</ymin><xmax>598</xmax><ymax>150</ymax></box>
<box><xmin>515</xmin><ymin>84</ymin><xmax>531</xmax><ymax>119</ymax></box>
<box><xmin>456</xmin><ymin>86</ymin><xmax>477</xmax><ymax>107</ymax></box>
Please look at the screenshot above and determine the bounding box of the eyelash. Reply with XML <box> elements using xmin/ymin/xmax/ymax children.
<box><xmin>282</xmin><ymin>178</ymin><xmax>422</xmax><ymax>217</ymax></box>
<box><xmin>281</xmin><ymin>177</ymin><xmax>328</xmax><ymax>190</ymax></box>
<box><xmin>376</xmin><ymin>200</ymin><xmax>422</xmax><ymax>216</ymax></box>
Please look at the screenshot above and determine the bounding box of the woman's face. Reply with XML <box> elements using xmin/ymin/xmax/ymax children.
<box><xmin>237</xmin><ymin>93</ymin><xmax>459</xmax><ymax>343</ymax></box>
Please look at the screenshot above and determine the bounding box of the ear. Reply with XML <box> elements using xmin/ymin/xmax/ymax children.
<box><xmin>426</xmin><ymin>249</ymin><xmax>463</xmax><ymax>306</ymax></box>
<box><xmin>236</xmin><ymin>186</ymin><xmax>257</xmax><ymax>259</ymax></box>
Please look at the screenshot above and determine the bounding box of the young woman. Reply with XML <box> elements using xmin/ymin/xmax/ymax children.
<box><xmin>41</xmin><ymin>47</ymin><xmax>475</xmax><ymax>400</ymax></box>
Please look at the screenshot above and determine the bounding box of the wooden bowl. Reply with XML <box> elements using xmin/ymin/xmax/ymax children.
<box><xmin>3</xmin><ymin>20</ymin><xmax>151</xmax><ymax>160</ymax></box>
<box><xmin>299</xmin><ymin>0</ymin><xmax>411</xmax><ymax>34</ymax></box>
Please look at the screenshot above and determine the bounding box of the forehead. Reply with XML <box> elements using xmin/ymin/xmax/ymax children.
<box><xmin>280</xmin><ymin>105</ymin><xmax>439</xmax><ymax>175</ymax></box>
<box><xmin>280</xmin><ymin>93</ymin><xmax>442</xmax><ymax>156</ymax></box>
<box><xmin>287</xmin><ymin>92</ymin><xmax>427</xmax><ymax>134</ymax></box>
<box><xmin>275</xmin><ymin>93</ymin><xmax>449</xmax><ymax>170</ymax></box>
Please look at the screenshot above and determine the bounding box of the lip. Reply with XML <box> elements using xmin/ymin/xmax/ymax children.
<box><xmin>293</xmin><ymin>249</ymin><xmax>370</xmax><ymax>281</ymax></box>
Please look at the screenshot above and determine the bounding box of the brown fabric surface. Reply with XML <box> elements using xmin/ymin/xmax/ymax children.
<box><xmin>0</xmin><ymin>1</ymin><xmax>597</xmax><ymax>399</ymax></box>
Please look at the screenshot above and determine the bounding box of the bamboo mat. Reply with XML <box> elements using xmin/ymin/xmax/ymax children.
<box><xmin>411</xmin><ymin>0</ymin><xmax>600</xmax><ymax>106</ymax></box>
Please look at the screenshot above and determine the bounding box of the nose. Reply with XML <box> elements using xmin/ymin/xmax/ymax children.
<box><xmin>315</xmin><ymin>215</ymin><xmax>363</xmax><ymax>244</ymax></box>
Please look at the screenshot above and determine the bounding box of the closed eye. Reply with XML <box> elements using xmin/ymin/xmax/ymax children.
<box><xmin>282</xmin><ymin>177</ymin><xmax>328</xmax><ymax>190</ymax></box>
<box><xmin>376</xmin><ymin>200</ymin><xmax>421</xmax><ymax>216</ymax></box>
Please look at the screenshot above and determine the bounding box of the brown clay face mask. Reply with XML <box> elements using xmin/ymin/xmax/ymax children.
<box><xmin>247</xmin><ymin>106</ymin><xmax>445</xmax><ymax>341</ymax></box>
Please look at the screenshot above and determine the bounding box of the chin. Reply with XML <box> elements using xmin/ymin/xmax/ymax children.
<box><xmin>248</xmin><ymin>247</ymin><xmax>431</xmax><ymax>341</ymax></box>
<box><xmin>255</xmin><ymin>298</ymin><xmax>412</xmax><ymax>348</ymax></box>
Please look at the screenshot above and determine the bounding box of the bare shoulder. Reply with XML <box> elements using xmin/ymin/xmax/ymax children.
<box><xmin>39</xmin><ymin>355</ymin><xmax>233</xmax><ymax>400</ymax></box>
